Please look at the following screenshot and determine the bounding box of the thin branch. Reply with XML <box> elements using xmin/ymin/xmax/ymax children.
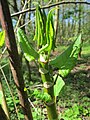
<box><xmin>28</xmin><ymin>98</ymin><xmax>40</xmax><ymax>115</ymax></box>
<box><xmin>0</xmin><ymin>65</ymin><xmax>20</xmax><ymax>120</ymax></box>
<box><xmin>14</xmin><ymin>0</ymin><xmax>31</xmax><ymax>32</ymax></box>
<box><xmin>47</xmin><ymin>0</ymin><xmax>52</xmax><ymax>5</ymax></box>
<box><xmin>0</xmin><ymin>47</ymin><xmax>7</xmax><ymax>59</ymax></box>
<box><xmin>14</xmin><ymin>0</ymin><xmax>27</xmax><ymax>32</ymax></box>
<box><xmin>19</xmin><ymin>18</ymin><xmax>34</xmax><ymax>29</ymax></box>
<box><xmin>8</xmin><ymin>1</ymin><xmax>18</xmax><ymax>12</ymax></box>
<box><xmin>0</xmin><ymin>63</ymin><xmax>8</xmax><ymax>69</ymax></box>
<box><xmin>11</xmin><ymin>1</ymin><xmax>90</xmax><ymax>17</ymax></box>
<box><xmin>8</xmin><ymin>1</ymin><xmax>14</xmax><ymax>9</ymax></box>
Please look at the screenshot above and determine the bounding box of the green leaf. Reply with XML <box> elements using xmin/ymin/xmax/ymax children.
<box><xmin>45</xmin><ymin>8</ymin><xmax>56</xmax><ymax>53</ymax></box>
<box><xmin>54</xmin><ymin>75</ymin><xmax>65</xmax><ymax>97</ymax></box>
<box><xmin>17</xmin><ymin>28</ymin><xmax>39</xmax><ymax>61</ymax></box>
<box><xmin>33</xmin><ymin>5</ymin><xmax>46</xmax><ymax>47</ymax></box>
<box><xmin>38</xmin><ymin>44</ymin><xmax>49</xmax><ymax>54</ymax></box>
<box><xmin>0</xmin><ymin>31</ymin><xmax>5</xmax><ymax>48</ymax></box>
<box><xmin>50</xmin><ymin>34</ymin><xmax>82</xmax><ymax>77</ymax></box>
<box><xmin>33</xmin><ymin>89</ymin><xmax>52</xmax><ymax>102</ymax></box>
<box><xmin>0</xmin><ymin>91</ymin><xmax>3</xmax><ymax>104</ymax></box>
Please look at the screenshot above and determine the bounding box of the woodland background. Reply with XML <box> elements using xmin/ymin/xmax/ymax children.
<box><xmin>0</xmin><ymin>0</ymin><xmax>90</xmax><ymax>120</ymax></box>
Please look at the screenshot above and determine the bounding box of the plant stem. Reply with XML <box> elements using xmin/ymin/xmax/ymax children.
<box><xmin>39</xmin><ymin>61</ymin><xmax>58</xmax><ymax>120</ymax></box>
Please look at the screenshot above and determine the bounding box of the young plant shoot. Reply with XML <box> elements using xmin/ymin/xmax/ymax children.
<box><xmin>17</xmin><ymin>4</ymin><xmax>82</xmax><ymax>120</ymax></box>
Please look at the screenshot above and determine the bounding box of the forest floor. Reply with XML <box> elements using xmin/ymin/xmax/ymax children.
<box><xmin>57</xmin><ymin>55</ymin><xmax>90</xmax><ymax>120</ymax></box>
<box><xmin>55</xmin><ymin>41</ymin><xmax>90</xmax><ymax>120</ymax></box>
<box><xmin>1</xmin><ymin>41</ymin><xmax>90</xmax><ymax>120</ymax></box>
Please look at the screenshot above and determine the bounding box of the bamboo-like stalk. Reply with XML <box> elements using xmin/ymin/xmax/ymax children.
<box><xmin>39</xmin><ymin>59</ymin><xmax>58</xmax><ymax>120</ymax></box>
<box><xmin>0</xmin><ymin>78</ymin><xmax>10</xmax><ymax>120</ymax></box>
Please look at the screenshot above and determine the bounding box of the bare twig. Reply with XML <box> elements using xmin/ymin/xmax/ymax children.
<box><xmin>8</xmin><ymin>1</ymin><xmax>14</xmax><ymax>9</ymax></box>
<box><xmin>0</xmin><ymin>63</ymin><xmax>8</xmax><ymax>69</ymax></box>
<box><xmin>14</xmin><ymin>0</ymin><xmax>27</xmax><ymax>32</ymax></box>
<box><xmin>19</xmin><ymin>18</ymin><xmax>34</xmax><ymax>29</ymax></box>
<box><xmin>28</xmin><ymin>98</ymin><xmax>40</xmax><ymax>115</ymax></box>
<box><xmin>47</xmin><ymin>0</ymin><xmax>52</xmax><ymax>5</ymax></box>
<box><xmin>0</xmin><ymin>47</ymin><xmax>7</xmax><ymax>59</ymax></box>
<box><xmin>11</xmin><ymin>1</ymin><xmax>90</xmax><ymax>17</ymax></box>
<box><xmin>14</xmin><ymin>0</ymin><xmax>31</xmax><ymax>31</ymax></box>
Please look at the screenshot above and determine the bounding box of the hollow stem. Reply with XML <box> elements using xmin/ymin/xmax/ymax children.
<box><xmin>39</xmin><ymin>58</ymin><xmax>58</xmax><ymax>120</ymax></box>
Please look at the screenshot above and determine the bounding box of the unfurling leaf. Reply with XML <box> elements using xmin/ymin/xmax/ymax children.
<box><xmin>33</xmin><ymin>89</ymin><xmax>52</xmax><ymax>102</ymax></box>
<box><xmin>33</xmin><ymin>5</ymin><xmax>46</xmax><ymax>46</ymax></box>
<box><xmin>0</xmin><ymin>31</ymin><xmax>5</xmax><ymax>48</ymax></box>
<box><xmin>54</xmin><ymin>75</ymin><xmax>65</xmax><ymax>97</ymax></box>
<box><xmin>45</xmin><ymin>8</ymin><xmax>56</xmax><ymax>53</ymax></box>
<box><xmin>34</xmin><ymin>5</ymin><xmax>56</xmax><ymax>55</ymax></box>
<box><xmin>50</xmin><ymin>34</ymin><xmax>82</xmax><ymax>77</ymax></box>
<box><xmin>17</xmin><ymin>28</ymin><xmax>39</xmax><ymax>61</ymax></box>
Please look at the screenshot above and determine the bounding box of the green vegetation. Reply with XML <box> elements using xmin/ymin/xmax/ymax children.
<box><xmin>0</xmin><ymin>38</ymin><xmax>90</xmax><ymax>120</ymax></box>
<box><xmin>0</xmin><ymin>0</ymin><xmax>90</xmax><ymax>120</ymax></box>
<box><xmin>17</xmin><ymin>5</ymin><xmax>82</xmax><ymax>120</ymax></box>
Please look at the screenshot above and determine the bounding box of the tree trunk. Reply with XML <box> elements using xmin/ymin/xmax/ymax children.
<box><xmin>54</xmin><ymin>0</ymin><xmax>59</xmax><ymax>42</ymax></box>
<box><xmin>0</xmin><ymin>0</ymin><xmax>33</xmax><ymax>120</ymax></box>
<box><xmin>78</xmin><ymin>1</ymin><xmax>82</xmax><ymax>58</ymax></box>
<box><xmin>72</xmin><ymin>1</ymin><xmax>77</xmax><ymax>35</ymax></box>
<box><xmin>27</xmin><ymin>0</ymin><xmax>31</xmax><ymax>20</ymax></box>
<box><xmin>62</xmin><ymin>3</ymin><xmax>64</xmax><ymax>42</ymax></box>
